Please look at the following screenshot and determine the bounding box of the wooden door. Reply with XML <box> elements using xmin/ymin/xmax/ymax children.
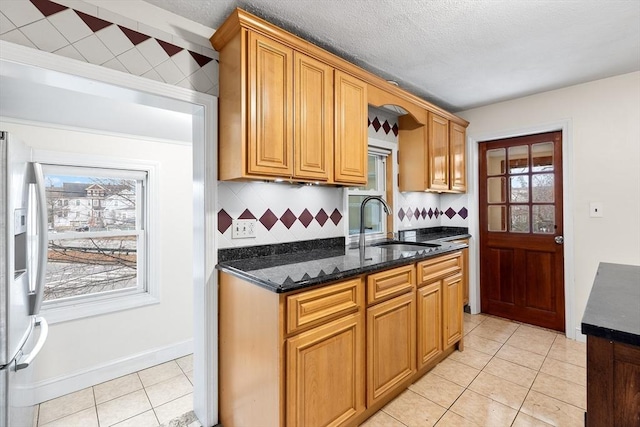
<box><xmin>293</xmin><ymin>52</ymin><xmax>332</xmax><ymax>181</ymax></box>
<box><xmin>428</xmin><ymin>112</ymin><xmax>449</xmax><ymax>191</ymax></box>
<box><xmin>334</xmin><ymin>70</ymin><xmax>367</xmax><ymax>185</ymax></box>
<box><xmin>449</xmin><ymin>123</ymin><xmax>466</xmax><ymax>192</ymax></box>
<box><xmin>286</xmin><ymin>312</ymin><xmax>364</xmax><ymax>427</ymax></box>
<box><xmin>366</xmin><ymin>292</ymin><xmax>416</xmax><ymax>406</ymax></box>
<box><xmin>479</xmin><ymin>131</ymin><xmax>565</xmax><ymax>331</ymax></box>
<box><xmin>417</xmin><ymin>282</ymin><xmax>442</xmax><ymax>370</ymax></box>
<box><xmin>443</xmin><ymin>273</ymin><xmax>463</xmax><ymax>348</ymax></box>
<box><xmin>248</xmin><ymin>32</ymin><xmax>293</xmax><ymax>177</ymax></box>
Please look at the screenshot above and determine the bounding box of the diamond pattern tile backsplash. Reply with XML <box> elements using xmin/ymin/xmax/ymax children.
<box><xmin>217</xmin><ymin>182</ymin><xmax>345</xmax><ymax>248</ymax></box>
<box><xmin>0</xmin><ymin>0</ymin><xmax>219</xmax><ymax>95</ymax></box>
<box><xmin>368</xmin><ymin>106</ymin><xmax>399</xmax><ymax>143</ymax></box>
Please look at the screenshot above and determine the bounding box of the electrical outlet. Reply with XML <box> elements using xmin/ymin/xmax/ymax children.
<box><xmin>232</xmin><ymin>219</ymin><xmax>257</xmax><ymax>238</ymax></box>
<box><xmin>589</xmin><ymin>202</ymin><xmax>603</xmax><ymax>218</ymax></box>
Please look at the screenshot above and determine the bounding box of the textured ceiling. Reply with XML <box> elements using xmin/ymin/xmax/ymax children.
<box><xmin>143</xmin><ymin>0</ymin><xmax>640</xmax><ymax>112</ymax></box>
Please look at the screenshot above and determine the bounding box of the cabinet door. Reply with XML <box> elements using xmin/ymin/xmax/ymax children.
<box><xmin>443</xmin><ymin>272</ymin><xmax>463</xmax><ymax>348</ymax></box>
<box><xmin>248</xmin><ymin>32</ymin><xmax>293</xmax><ymax>177</ymax></box>
<box><xmin>367</xmin><ymin>292</ymin><xmax>416</xmax><ymax>406</ymax></box>
<box><xmin>294</xmin><ymin>52</ymin><xmax>333</xmax><ymax>181</ymax></box>
<box><xmin>417</xmin><ymin>282</ymin><xmax>442</xmax><ymax>370</ymax></box>
<box><xmin>428</xmin><ymin>112</ymin><xmax>450</xmax><ymax>191</ymax></box>
<box><xmin>287</xmin><ymin>312</ymin><xmax>365</xmax><ymax>427</ymax></box>
<box><xmin>449</xmin><ymin>122</ymin><xmax>467</xmax><ymax>192</ymax></box>
<box><xmin>334</xmin><ymin>70</ymin><xmax>367</xmax><ymax>185</ymax></box>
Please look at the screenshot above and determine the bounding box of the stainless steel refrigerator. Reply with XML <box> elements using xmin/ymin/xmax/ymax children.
<box><xmin>1</xmin><ymin>131</ymin><xmax>49</xmax><ymax>427</ymax></box>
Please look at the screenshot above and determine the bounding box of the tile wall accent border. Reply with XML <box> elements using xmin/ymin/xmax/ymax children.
<box><xmin>0</xmin><ymin>0</ymin><xmax>218</xmax><ymax>95</ymax></box>
<box><xmin>368</xmin><ymin>106</ymin><xmax>399</xmax><ymax>143</ymax></box>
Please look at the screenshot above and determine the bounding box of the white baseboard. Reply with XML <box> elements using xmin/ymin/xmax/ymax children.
<box><xmin>574</xmin><ymin>326</ymin><xmax>586</xmax><ymax>343</ymax></box>
<box><xmin>32</xmin><ymin>339</ymin><xmax>193</xmax><ymax>404</ymax></box>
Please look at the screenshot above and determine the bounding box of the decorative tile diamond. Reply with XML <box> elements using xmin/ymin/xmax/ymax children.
<box><xmin>260</xmin><ymin>209</ymin><xmax>278</xmax><ymax>231</ymax></box>
<box><xmin>238</xmin><ymin>209</ymin><xmax>255</xmax><ymax>219</ymax></box>
<box><xmin>421</xmin><ymin>208</ymin><xmax>427</xmax><ymax>219</ymax></box>
<box><xmin>392</xmin><ymin>123</ymin><xmax>399</xmax><ymax>137</ymax></box>
<box><xmin>217</xmin><ymin>209</ymin><xmax>232</xmax><ymax>234</ymax></box>
<box><xmin>329</xmin><ymin>209</ymin><xmax>342</xmax><ymax>225</ymax></box>
<box><xmin>280</xmin><ymin>209</ymin><xmax>297</xmax><ymax>229</ymax></box>
<box><xmin>406</xmin><ymin>208</ymin><xmax>413</xmax><ymax>220</ymax></box>
<box><xmin>119</xmin><ymin>25</ymin><xmax>150</xmax><ymax>45</ymax></box>
<box><xmin>398</xmin><ymin>209</ymin><xmax>405</xmax><ymax>221</ymax></box>
<box><xmin>458</xmin><ymin>207</ymin><xmax>468</xmax><ymax>219</ymax></box>
<box><xmin>189</xmin><ymin>51</ymin><xmax>214</xmax><ymax>67</ymax></box>
<box><xmin>157</xmin><ymin>39</ymin><xmax>182</xmax><ymax>57</ymax></box>
<box><xmin>298</xmin><ymin>209</ymin><xmax>313</xmax><ymax>228</ymax></box>
<box><xmin>30</xmin><ymin>0</ymin><xmax>67</xmax><ymax>17</ymax></box>
<box><xmin>382</xmin><ymin>120</ymin><xmax>391</xmax><ymax>134</ymax></box>
<box><xmin>75</xmin><ymin>10</ymin><xmax>111</xmax><ymax>32</ymax></box>
<box><xmin>371</xmin><ymin>117</ymin><xmax>381</xmax><ymax>132</ymax></box>
<box><xmin>427</xmin><ymin>208</ymin><xmax>434</xmax><ymax>219</ymax></box>
<box><xmin>315</xmin><ymin>208</ymin><xmax>328</xmax><ymax>226</ymax></box>
<box><xmin>414</xmin><ymin>208</ymin><xmax>420</xmax><ymax>219</ymax></box>
<box><xmin>445</xmin><ymin>207</ymin><xmax>456</xmax><ymax>219</ymax></box>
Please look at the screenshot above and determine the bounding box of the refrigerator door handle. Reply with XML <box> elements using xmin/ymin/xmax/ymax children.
<box><xmin>16</xmin><ymin>316</ymin><xmax>49</xmax><ymax>371</ymax></box>
<box><xmin>28</xmin><ymin>162</ymin><xmax>48</xmax><ymax>316</ymax></box>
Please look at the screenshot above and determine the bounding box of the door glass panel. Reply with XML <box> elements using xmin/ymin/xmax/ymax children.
<box><xmin>510</xmin><ymin>205</ymin><xmax>529</xmax><ymax>233</ymax></box>
<box><xmin>532</xmin><ymin>173</ymin><xmax>554</xmax><ymax>202</ymax></box>
<box><xmin>508</xmin><ymin>146</ymin><xmax>529</xmax><ymax>173</ymax></box>
<box><xmin>533</xmin><ymin>205</ymin><xmax>555</xmax><ymax>234</ymax></box>
<box><xmin>487</xmin><ymin>177</ymin><xmax>506</xmax><ymax>203</ymax></box>
<box><xmin>486</xmin><ymin>148</ymin><xmax>506</xmax><ymax>176</ymax></box>
<box><xmin>488</xmin><ymin>206</ymin><xmax>506</xmax><ymax>231</ymax></box>
<box><xmin>510</xmin><ymin>176</ymin><xmax>529</xmax><ymax>202</ymax></box>
<box><xmin>532</xmin><ymin>142</ymin><xmax>554</xmax><ymax>172</ymax></box>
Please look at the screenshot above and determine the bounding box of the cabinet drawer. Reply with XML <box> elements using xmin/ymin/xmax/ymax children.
<box><xmin>417</xmin><ymin>252</ymin><xmax>462</xmax><ymax>285</ymax></box>
<box><xmin>286</xmin><ymin>278</ymin><xmax>363</xmax><ymax>334</ymax></box>
<box><xmin>367</xmin><ymin>264</ymin><xmax>415</xmax><ymax>305</ymax></box>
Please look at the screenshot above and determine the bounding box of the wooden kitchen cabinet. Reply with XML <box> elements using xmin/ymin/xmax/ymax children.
<box><xmin>449</xmin><ymin>122</ymin><xmax>467</xmax><ymax>192</ymax></box>
<box><xmin>334</xmin><ymin>70</ymin><xmax>368</xmax><ymax>185</ymax></box>
<box><xmin>287</xmin><ymin>312</ymin><xmax>364</xmax><ymax>427</ymax></box>
<box><xmin>443</xmin><ymin>272</ymin><xmax>464</xmax><ymax>348</ymax></box>
<box><xmin>366</xmin><ymin>291</ymin><xmax>416</xmax><ymax>406</ymax></box>
<box><xmin>450</xmin><ymin>238</ymin><xmax>470</xmax><ymax>306</ymax></box>
<box><xmin>417</xmin><ymin>282</ymin><xmax>442</xmax><ymax>370</ymax></box>
<box><xmin>428</xmin><ymin>112</ymin><xmax>450</xmax><ymax>191</ymax></box>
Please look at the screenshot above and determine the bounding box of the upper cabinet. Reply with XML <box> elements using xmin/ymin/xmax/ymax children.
<box><xmin>211</xmin><ymin>8</ymin><xmax>467</xmax><ymax>189</ymax></box>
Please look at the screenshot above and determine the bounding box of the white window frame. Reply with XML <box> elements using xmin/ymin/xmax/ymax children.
<box><xmin>34</xmin><ymin>149</ymin><xmax>160</xmax><ymax>324</ymax></box>
<box><xmin>346</xmin><ymin>147</ymin><xmax>391</xmax><ymax>244</ymax></box>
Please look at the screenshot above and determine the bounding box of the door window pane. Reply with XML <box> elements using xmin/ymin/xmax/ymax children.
<box><xmin>508</xmin><ymin>146</ymin><xmax>529</xmax><ymax>173</ymax></box>
<box><xmin>532</xmin><ymin>142</ymin><xmax>554</xmax><ymax>172</ymax></box>
<box><xmin>487</xmin><ymin>177</ymin><xmax>506</xmax><ymax>203</ymax></box>
<box><xmin>510</xmin><ymin>205</ymin><xmax>530</xmax><ymax>233</ymax></box>
<box><xmin>532</xmin><ymin>173</ymin><xmax>554</xmax><ymax>202</ymax></box>
<box><xmin>533</xmin><ymin>205</ymin><xmax>555</xmax><ymax>234</ymax></box>
<box><xmin>510</xmin><ymin>176</ymin><xmax>529</xmax><ymax>202</ymax></box>
<box><xmin>486</xmin><ymin>148</ymin><xmax>506</xmax><ymax>176</ymax></box>
<box><xmin>488</xmin><ymin>205</ymin><xmax>506</xmax><ymax>231</ymax></box>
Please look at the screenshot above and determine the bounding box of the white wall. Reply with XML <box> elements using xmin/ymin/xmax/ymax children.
<box><xmin>0</xmin><ymin>121</ymin><xmax>193</xmax><ymax>394</ymax></box>
<box><xmin>458</xmin><ymin>71</ymin><xmax>640</xmax><ymax>336</ymax></box>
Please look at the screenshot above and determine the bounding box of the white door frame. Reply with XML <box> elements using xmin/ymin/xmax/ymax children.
<box><xmin>0</xmin><ymin>41</ymin><xmax>219</xmax><ymax>425</ymax></box>
<box><xmin>467</xmin><ymin>120</ymin><xmax>576</xmax><ymax>339</ymax></box>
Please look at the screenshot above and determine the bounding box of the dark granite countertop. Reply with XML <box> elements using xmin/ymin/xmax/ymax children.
<box><xmin>217</xmin><ymin>227</ymin><xmax>469</xmax><ymax>293</ymax></box>
<box><xmin>581</xmin><ymin>262</ymin><xmax>640</xmax><ymax>346</ymax></box>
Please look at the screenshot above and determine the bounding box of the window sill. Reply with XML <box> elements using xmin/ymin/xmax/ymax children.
<box><xmin>41</xmin><ymin>292</ymin><xmax>160</xmax><ymax>324</ymax></box>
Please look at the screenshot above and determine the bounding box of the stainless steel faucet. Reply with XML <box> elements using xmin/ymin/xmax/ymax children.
<box><xmin>359</xmin><ymin>195</ymin><xmax>392</xmax><ymax>248</ymax></box>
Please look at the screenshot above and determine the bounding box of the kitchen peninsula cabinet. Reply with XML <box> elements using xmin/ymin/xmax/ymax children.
<box><xmin>218</xmin><ymin>246</ymin><xmax>466</xmax><ymax>426</ymax></box>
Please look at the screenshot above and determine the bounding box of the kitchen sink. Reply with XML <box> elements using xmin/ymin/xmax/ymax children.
<box><xmin>372</xmin><ymin>241</ymin><xmax>441</xmax><ymax>251</ymax></box>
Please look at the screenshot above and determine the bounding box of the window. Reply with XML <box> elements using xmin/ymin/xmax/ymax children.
<box><xmin>41</xmin><ymin>162</ymin><xmax>156</xmax><ymax>322</ymax></box>
<box><xmin>347</xmin><ymin>149</ymin><xmax>390</xmax><ymax>238</ymax></box>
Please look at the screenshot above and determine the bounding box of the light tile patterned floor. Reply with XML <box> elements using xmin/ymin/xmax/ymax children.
<box><xmin>36</xmin><ymin>314</ymin><xmax>587</xmax><ymax>427</ymax></box>
<box><xmin>362</xmin><ymin>313</ymin><xmax>587</xmax><ymax>427</ymax></box>
<box><xmin>35</xmin><ymin>355</ymin><xmax>202</xmax><ymax>427</ymax></box>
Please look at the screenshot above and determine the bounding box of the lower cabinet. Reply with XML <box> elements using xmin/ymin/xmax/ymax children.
<box><xmin>443</xmin><ymin>272</ymin><xmax>464</xmax><ymax>348</ymax></box>
<box><xmin>417</xmin><ymin>282</ymin><xmax>442</xmax><ymax>369</ymax></box>
<box><xmin>286</xmin><ymin>312</ymin><xmax>365</xmax><ymax>427</ymax></box>
<box><xmin>366</xmin><ymin>292</ymin><xmax>416</xmax><ymax>406</ymax></box>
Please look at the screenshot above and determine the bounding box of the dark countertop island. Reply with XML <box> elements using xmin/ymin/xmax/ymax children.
<box><xmin>217</xmin><ymin>227</ymin><xmax>470</xmax><ymax>293</ymax></box>
<box><xmin>581</xmin><ymin>262</ymin><xmax>640</xmax><ymax>346</ymax></box>
<box><xmin>581</xmin><ymin>262</ymin><xmax>640</xmax><ymax>427</ymax></box>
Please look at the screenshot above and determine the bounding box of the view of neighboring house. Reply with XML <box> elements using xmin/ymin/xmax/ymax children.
<box><xmin>46</xmin><ymin>180</ymin><xmax>136</xmax><ymax>232</ymax></box>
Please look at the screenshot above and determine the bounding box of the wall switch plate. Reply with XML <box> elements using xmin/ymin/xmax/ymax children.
<box><xmin>589</xmin><ymin>202</ymin><xmax>603</xmax><ymax>218</ymax></box>
<box><xmin>232</xmin><ymin>219</ymin><xmax>257</xmax><ymax>238</ymax></box>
